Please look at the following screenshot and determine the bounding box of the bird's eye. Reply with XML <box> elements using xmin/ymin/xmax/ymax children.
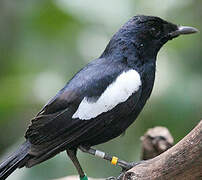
<box><xmin>150</xmin><ymin>27</ymin><xmax>161</xmax><ymax>38</ymax></box>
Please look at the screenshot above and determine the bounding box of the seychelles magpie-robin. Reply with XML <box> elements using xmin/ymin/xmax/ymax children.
<box><xmin>0</xmin><ymin>15</ymin><xmax>198</xmax><ymax>180</ymax></box>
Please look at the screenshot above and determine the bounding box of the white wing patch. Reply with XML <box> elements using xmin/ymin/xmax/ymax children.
<box><xmin>72</xmin><ymin>70</ymin><xmax>141</xmax><ymax>120</ymax></box>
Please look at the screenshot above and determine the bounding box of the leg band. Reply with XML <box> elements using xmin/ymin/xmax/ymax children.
<box><xmin>95</xmin><ymin>150</ymin><xmax>105</xmax><ymax>158</ymax></box>
<box><xmin>111</xmin><ymin>156</ymin><xmax>118</xmax><ymax>165</ymax></box>
<box><xmin>80</xmin><ymin>175</ymin><xmax>88</xmax><ymax>180</ymax></box>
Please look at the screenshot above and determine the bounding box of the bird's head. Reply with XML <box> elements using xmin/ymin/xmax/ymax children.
<box><xmin>132</xmin><ymin>15</ymin><xmax>197</xmax><ymax>48</ymax></box>
<box><xmin>102</xmin><ymin>15</ymin><xmax>198</xmax><ymax>61</ymax></box>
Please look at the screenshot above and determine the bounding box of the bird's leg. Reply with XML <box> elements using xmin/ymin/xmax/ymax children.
<box><xmin>79</xmin><ymin>146</ymin><xmax>136</xmax><ymax>171</ymax></box>
<box><xmin>66</xmin><ymin>149</ymin><xmax>88</xmax><ymax>180</ymax></box>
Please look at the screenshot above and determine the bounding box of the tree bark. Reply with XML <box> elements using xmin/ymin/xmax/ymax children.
<box><xmin>140</xmin><ymin>126</ymin><xmax>174</xmax><ymax>160</ymax></box>
<box><xmin>124</xmin><ymin>120</ymin><xmax>202</xmax><ymax>180</ymax></box>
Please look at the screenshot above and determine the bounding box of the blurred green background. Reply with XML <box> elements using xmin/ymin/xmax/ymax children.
<box><xmin>0</xmin><ymin>0</ymin><xmax>201</xmax><ymax>179</ymax></box>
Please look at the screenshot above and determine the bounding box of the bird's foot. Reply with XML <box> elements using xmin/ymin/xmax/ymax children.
<box><xmin>120</xmin><ymin>161</ymin><xmax>141</xmax><ymax>172</ymax></box>
<box><xmin>121</xmin><ymin>163</ymin><xmax>133</xmax><ymax>172</ymax></box>
<box><xmin>117</xmin><ymin>160</ymin><xmax>145</xmax><ymax>179</ymax></box>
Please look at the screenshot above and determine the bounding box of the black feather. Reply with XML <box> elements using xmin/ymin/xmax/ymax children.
<box><xmin>0</xmin><ymin>141</ymin><xmax>31</xmax><ymax>180</ymax></box>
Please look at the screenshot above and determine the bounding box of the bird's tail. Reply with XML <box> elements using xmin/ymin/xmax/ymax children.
<box><xmin>0</xmin><ymin>140</ymin><xmax>31</xmax><ymax>180</ymax></box>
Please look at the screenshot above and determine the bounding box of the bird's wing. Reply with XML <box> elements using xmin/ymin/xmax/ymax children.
<box><xmin>26</xmin><ymin>59</ymin><xmax>126</xmax><ymax>140</ymax></box>
<box><xmin>25</xmin><ymin>58</ymin><xmax>142</xmax><ymax>159</ymax></box>
<box><xmin>36</xmin><ymin>58</ymin><xmax>127</xmax><ymax>116</ymax></box>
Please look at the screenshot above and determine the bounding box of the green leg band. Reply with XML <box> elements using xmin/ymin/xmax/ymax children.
<box><xmin>80</xmin><ymin>175</ymin><xmax>88</xmax><ymax>180</ymax></box>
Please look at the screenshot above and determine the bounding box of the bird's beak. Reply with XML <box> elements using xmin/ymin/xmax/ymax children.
<box><xmin>170</xmin><ymin>26</ymin><xmax>198</xmax><ymax>38</ymax></box>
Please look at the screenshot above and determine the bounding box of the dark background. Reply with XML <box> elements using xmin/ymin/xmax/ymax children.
<box><xmin>0</xmin><ymin>0</ymin><xmax>201</xmax><ymax>179</ymax></box>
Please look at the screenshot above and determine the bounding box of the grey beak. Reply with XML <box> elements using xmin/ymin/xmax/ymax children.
<box><xmin>170</xmin><ymin>26</ymin><xmax>198</xmax><ymax>37</ymax></box>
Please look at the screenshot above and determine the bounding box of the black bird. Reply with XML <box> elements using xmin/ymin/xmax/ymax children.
<box><xmin>0</xmin><ymin>15</ymin><xmax>198</xmax><ymax>180</ymax></box>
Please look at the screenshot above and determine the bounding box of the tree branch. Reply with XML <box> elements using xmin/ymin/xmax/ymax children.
<box><xmin>124</xmin><ymin>120</ymin><xmax>202</xmax><ymax>180</ymax></box>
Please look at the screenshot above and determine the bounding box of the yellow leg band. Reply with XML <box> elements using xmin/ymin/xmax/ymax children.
<box><xmin>111</xmin><ymin>156</ymin><xmax>118</xmax><ymax>165</ymax></box>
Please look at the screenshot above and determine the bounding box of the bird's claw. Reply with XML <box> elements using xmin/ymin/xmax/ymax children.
<box><xmin>121</xmin><ymin>161</ymin><xmax>142</xmax><ymax>172</ymax></box>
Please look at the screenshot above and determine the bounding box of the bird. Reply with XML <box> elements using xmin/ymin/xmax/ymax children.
<box><xmin>0</xmin><ymin>15</ymin><xmax>198</xmax><ymax>180</ymax></box>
